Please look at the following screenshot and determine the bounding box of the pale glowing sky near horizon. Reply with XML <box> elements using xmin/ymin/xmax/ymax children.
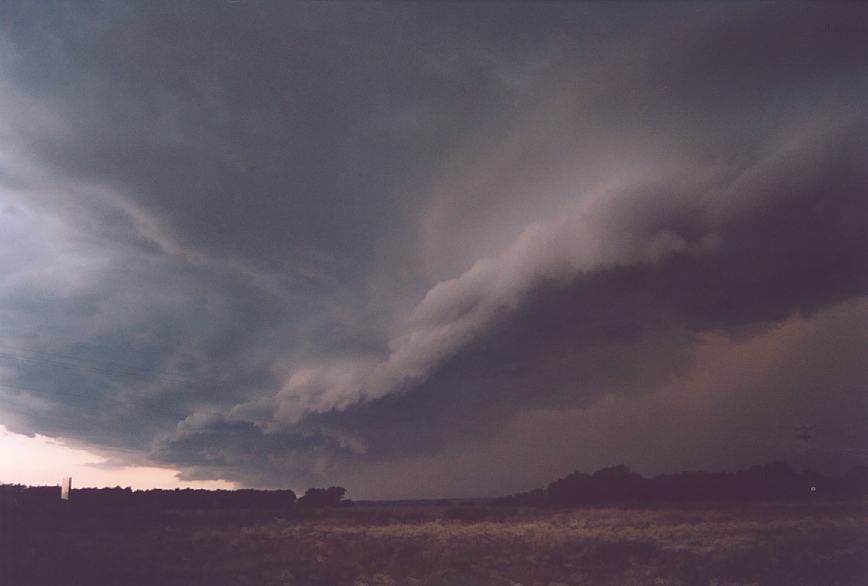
<box><xmin>0</xmin><ymin>425</ymin><xmax>234</xmax><ymax>489</ymax></box>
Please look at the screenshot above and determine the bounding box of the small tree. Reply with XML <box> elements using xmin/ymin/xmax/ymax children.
<box><xmin>298</xmin><ymin>486</ymin><xmax>346</xmax><ymax>507</ymax></box>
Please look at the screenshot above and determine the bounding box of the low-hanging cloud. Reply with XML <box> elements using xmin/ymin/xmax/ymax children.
<box><xmin>236</xmin><ymin>118</ymin><xmax>866</xmax><ymax>430</ymax></box>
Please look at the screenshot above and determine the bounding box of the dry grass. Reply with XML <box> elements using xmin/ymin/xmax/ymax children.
<box><xmin>4</xmin><ymin>500</ymin><xmax>866</xmax><ymax>585</ymax></box>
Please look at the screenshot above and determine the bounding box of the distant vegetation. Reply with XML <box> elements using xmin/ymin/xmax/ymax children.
<box><xmin>0</xmin><ymin>484</ymin><xmax>299</xmax><ymax>511</ymax></box>
<box><xmin>298</xmin><ymin>486</ymin><xmax>347</xmax><ymax>507</ymax></box>
<box><xmin>498</xmin><ymin>461</ymin><xmax>868</xmax><ymax>507</ymax></box>
<box><xmin>2</xmin><ymin>462</ymin><xmax>866</xmax><ymax>514</ymax></box>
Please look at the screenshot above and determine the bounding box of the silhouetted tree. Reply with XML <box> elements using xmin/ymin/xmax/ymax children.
<box><xmin>298</xmin><ymin>486</ymin><xmax>347</xmax><ymax>506</ymax></box>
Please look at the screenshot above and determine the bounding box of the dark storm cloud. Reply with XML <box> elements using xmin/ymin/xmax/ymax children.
<box><xmin>0</xmin><ymin>1</ymin><xmax>865</xmax><ymax>492</ymax></box>
<box><xmin>224</xmin><ymin>123</ymin><xmax>867</xmax><ymax>484</ymax></box>
<box><xmin>0</xmin><ymin>0</ymin><xmax>575</xmax><ymax>283</ymax></box>
<box><xmin>156</xmin><ymin>120</ymin><xmax>867</xmax><ymax>490</ymax></box>
<box><xmin>0</xmin><ymin>246</ymin><xmax>290</xmax><ymax>447</ymax></box>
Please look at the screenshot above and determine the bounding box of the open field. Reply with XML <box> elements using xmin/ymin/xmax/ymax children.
<box><xmin>3</xmin><ymin>500</ymin><xmax>866</xmax><ymax>585</ymax></box>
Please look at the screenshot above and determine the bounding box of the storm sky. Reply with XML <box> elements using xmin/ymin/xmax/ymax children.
<box><xmin>0</xmin><ymin>1</ymin><xmax>866</xmax><ymax>498</ymax></box>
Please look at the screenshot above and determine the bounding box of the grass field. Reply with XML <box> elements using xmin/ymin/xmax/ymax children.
<box><xmin>3</xmin><ymin>500</ymin><xmax>866</xmax><ymax>585</ymax></box>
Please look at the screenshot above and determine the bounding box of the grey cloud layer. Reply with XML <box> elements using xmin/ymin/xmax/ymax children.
<box><xmin>0</xmin><ymin>1</ymin><xmax>865</xmax><ymax>492</ymax></box>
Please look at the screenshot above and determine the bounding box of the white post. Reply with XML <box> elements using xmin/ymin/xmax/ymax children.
<box><xmin>61</xmin><ymin>477</ymin><xmax>72</xmax><ymax>500</ymax></box>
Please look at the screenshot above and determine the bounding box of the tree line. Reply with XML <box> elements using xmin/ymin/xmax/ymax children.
<box><xmin>0</xmin><ymin>484</ymin><xmax>348</xmax><ymax>511</ymax></box>
<box><xmin>4</xmin><ymin>461</ymin><xmax>867</xmax><ymax>512</ymax></box>
<box><xmin>495</xmin><ymin>462</ymin><xmax>868</xmax><ymax>506</ymax></box>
